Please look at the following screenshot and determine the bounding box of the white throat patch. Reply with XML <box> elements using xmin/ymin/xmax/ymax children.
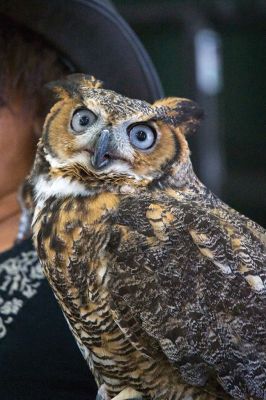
<box><xmin>34</xmin><ymin>175</ymin><xmax>93</xmax><ymax>204</ymax></box>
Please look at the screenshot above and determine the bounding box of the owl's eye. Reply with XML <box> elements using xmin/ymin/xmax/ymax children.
<box><xmin>128</xmin><ymin>124</ymin><xmax>156</xmax><ymax>150</ymax></box>
<box><xmin>71</xmin><ymin>108</ymin><xmax>97</xmax><ymax>133</ymax></box>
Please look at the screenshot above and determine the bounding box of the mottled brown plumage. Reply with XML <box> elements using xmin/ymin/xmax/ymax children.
<box><xmin>29</xmin><ymin>74</ymin><xmax>266</xmax><ymax>400</ymax></box>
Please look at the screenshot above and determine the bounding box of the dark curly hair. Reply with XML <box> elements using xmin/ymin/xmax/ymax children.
<box><xmin>0</xmin><ymin>14</ymin><xmax>70</xmax><ymax>120</ymax></box>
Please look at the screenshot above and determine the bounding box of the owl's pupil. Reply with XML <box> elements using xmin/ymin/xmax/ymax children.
<box><xmin>136</xmin><ymin>130</ymin><xmax>147</xmax><ymax>141</ymax></box>
<box><xmin>80</xmin><ymin>116</ymin><xmax>90</xmax><ymax>126</ymax></box>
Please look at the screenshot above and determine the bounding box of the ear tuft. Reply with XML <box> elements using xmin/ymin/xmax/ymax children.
<box><xmin>153</xmin><ymin>97</ymin><xmax>204</xmax><ymax>135</ymax></box>
<box><xmin>45</xmin><ymin>73</ymin><xmax>104</xmax><ymax>99</ymax></box>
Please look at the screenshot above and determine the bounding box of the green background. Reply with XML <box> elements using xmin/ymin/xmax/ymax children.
<box><xmin>114</xmin><ymin>0</ymin><xmax>266</xmax><ymax>227</ymax></box>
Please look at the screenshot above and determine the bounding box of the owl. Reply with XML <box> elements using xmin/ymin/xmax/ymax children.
<box><xmin>29</xmin><ymin>74</ymin><xmax>266</xmax><ymax>400</ymax></box>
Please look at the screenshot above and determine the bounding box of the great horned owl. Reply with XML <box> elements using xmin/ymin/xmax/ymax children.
<box><xmin>29</xmin><ymin>74</ymin><xmax>266</xmax><ymax>400</ymax></box>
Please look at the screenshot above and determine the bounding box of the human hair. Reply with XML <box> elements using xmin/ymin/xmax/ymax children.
<box><xmin>0</xmin><ymin>14</ymin><xmax>70</xmax><ymax>120</ymax></box>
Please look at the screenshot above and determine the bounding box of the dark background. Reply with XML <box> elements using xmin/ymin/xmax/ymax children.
<box><xmin>114</xmin><ymin>0</ymin><xmax>266</xmax><ymax>227</ymax></box>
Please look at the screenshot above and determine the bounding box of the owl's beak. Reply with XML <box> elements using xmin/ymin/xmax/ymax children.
<box><xmin>91</xmin><ymin>129</ymin><xmax>112</xmax><ymax>170</ymax></box>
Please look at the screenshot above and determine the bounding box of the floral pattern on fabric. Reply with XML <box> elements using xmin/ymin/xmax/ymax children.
<box><xmin>0</xmin><ymin>249</ymin><xmax>44</xmax><ymax>338</ymax></box>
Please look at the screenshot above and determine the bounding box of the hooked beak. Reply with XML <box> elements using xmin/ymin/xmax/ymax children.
<box><xmin>91</xmin><ymin>129</ymin><xmax>112</xmax><ymax>170</ymax></box>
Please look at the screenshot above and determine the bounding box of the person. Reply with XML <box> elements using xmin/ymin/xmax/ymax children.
<box><xmin>0</xmin><ymin>15</ymin><xmax>99</xmax><ymax>400</ymax></box>
<box><xmin>0</xmin><ymin>1</ymin><xmax>163</xmax><ymax>399</ymax></box>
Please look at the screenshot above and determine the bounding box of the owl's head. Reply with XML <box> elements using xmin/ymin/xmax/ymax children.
<box><xmin>40</xmin><ymin>74</ymin><xmax>202</xmax><ymax>190</ymax></box>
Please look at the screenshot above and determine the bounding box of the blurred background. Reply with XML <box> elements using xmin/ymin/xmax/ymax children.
<box><xmin>114</xmin><ymin>0</ymin><xmax>266</xmax><ymax>227</ymax></box>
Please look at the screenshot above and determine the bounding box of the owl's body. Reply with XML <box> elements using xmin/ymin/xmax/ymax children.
<box><xmin>30</xmin><ymin>75</ymin><xmax>266</xmax><ymax>400</ymax></box>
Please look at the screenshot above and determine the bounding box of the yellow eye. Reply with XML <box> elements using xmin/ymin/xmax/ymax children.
<box><xmin>71</xmin><ymin>108</ymin><xmax>97</xmax><ymax>134</ymax></box>
<box><xmin>128</xmin><ymin>124</ymin><xmax>156</xmax><ymax>150</ymax></box>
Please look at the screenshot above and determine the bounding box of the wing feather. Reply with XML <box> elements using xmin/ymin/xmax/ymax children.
<box><xmin>106</xmin><ymin>192</ymin><xmax>266</xmax><ymax>397</ymax></box>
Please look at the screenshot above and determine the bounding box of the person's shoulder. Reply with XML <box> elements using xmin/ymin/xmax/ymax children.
<box><xmin>0</xmin><ymin>238</ymin><xmax>43</xmax><ymax>340</ymax></box>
